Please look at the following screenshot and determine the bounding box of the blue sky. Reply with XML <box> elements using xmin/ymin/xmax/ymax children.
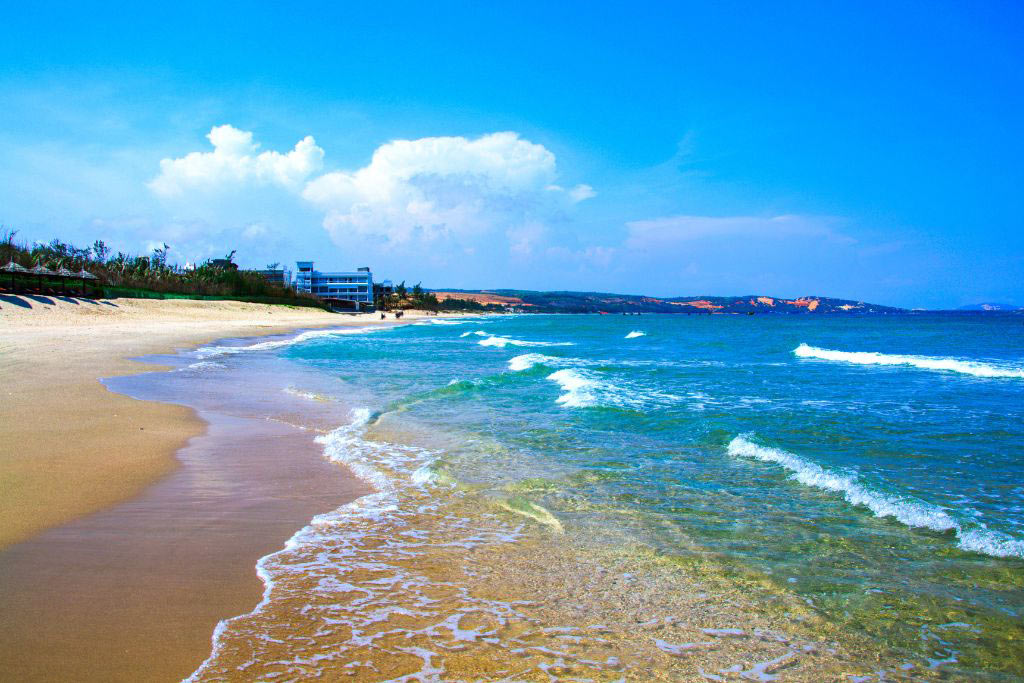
<box><xmin>1</xmin><ymin>2</ymin><xmax>1021</xmax><ymax>308</ymax></box>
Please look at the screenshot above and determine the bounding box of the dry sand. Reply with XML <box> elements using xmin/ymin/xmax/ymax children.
<box><xmin>0</xmin><ymin>296</ymin><xmax>423</xmax><ymax>548</ymax></box>
<box><xmin>0</xmin><ymin>295</ymin><xmax>439</xmax><ymax>681</ymax></box>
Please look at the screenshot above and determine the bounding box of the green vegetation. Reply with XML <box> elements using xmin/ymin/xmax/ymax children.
<box><xmin>374</xmin><ymin>280</ymin><xmax>443</xmax><ymax>311</ymax></box>
<box><xmin>374</xmin><ymin>281</ymin><xmax>510</xmax><ymax>313</ymax></box>
<box><xmin>1</xmin><ymin>230</ymin><xmax>326</xmax><ymax>308</ymax></box>
<box><xmin>434</xmin><ymin>297</ymin><xmax>503</xmax><ymax>312</ymax></box>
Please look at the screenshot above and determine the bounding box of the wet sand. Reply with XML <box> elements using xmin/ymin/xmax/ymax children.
<box><xmin>0</xmin><ymin>300</ymin><xmax>900</xmax><ymax>681</ymax></box>
<box><xmin>0</xmin><ymin>411</ymin><xmax>370</xmax><ymax>682</ymax></box>
<box><xmin>0</xmin><ymin>297</ymin><xmax>424</xmax><ymax>547</ymax></box>
<box><xmin>0</xmin><ymin>297</ymin><xmax>435</xmax><ymax>681</ymax></box>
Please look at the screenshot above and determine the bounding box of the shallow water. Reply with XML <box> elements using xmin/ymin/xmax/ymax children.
<box><xmin>125</xmin><ymin>313</ymin><xmax>1024</xmax><ymax>680</ymax></box>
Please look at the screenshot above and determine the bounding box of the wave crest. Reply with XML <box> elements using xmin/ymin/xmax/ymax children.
<box><xmin>794</xmin><ymin>343</ymin><xmax>1024</xmax><ymax>379</ymax></box>
<box><xmin>507</xmin><ymin>353</ymin><xmax>570</xmax><ymax>372</ymax></box>
<box><xmin>728</xmin><ymin>436</ymin><xmax>1024</xmax><ymax>558</ymax></box>
<box><xmin>547</xmin><ymin>369</ymin><xmax>602</xmax><ymax>408</ymax></box>
<box><xmin>545</xmin><ymin>368</ymin><xmax>680</xmax><ymax>411</ymax></box>
<box><xmin>475</xmin><ymin>333</ymin><xmax>574</xmax><ymax>348</ymax></box>
<box><xmin>196</xmin><ymin>327</ymin><xmax>375</xmax><ymax>358</ymax></box>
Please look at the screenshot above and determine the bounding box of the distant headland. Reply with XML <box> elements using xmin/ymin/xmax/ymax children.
<box><xmin>432</xmin><ymin>290</ymin><xmax>1024</xmax><ymax>315</ymax></box>
<box><xmin>432</xmin><ymin>289</ymin><xmax>905</xmax><ymax>314</ymax></box>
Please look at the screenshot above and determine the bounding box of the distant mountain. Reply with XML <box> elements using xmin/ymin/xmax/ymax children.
<box><xmin>432</xmin><ymin>289</ymin><xmax>904</xmax><ymax>314</ymax></box>
<box><xmin>956</xmin><ymin>303</ymin><xmax>1021</xmax><ymax>311</ymax></box>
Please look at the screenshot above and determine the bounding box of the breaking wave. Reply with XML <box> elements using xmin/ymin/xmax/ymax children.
<box><xmin>474</xmin><ymin>331</ymin><xmax>574</xmax><ymax>348</ymax></box>
<box><xmin>728</xmin><ymin>436</ymin><xmax>1024</xmax><ymax>558</ymax></box>
<box><xmin>546</xmin><ymin>368</ymin><xmax>680</xmax><ymax>411</ymax></box>
<box><xmin>415</xmin><ymin>318</ymin><xmax>469</xmax><ymax>326</ymax></box>
<box><xmin>547</xmin><ymin>369</ymin><xmax>603</xmax><ymax>408</ymax></box>
<box><xmin>794</xmin><ymin>343</ymin><xmax>1024</xmax><ymax>379</ymax></box>
<box><xmin>506</xmin><ymin>354</ymin><xmax>681</xmax><ymax>410</ymax></box>
<box><xmin>196</xmin><ymin>327</ymin><xmax>376</xmax><ymax>358</ymax></box>
<box><xmin>507</xmin><ymin>353</ymin><xmax>571</xmax><ymax>372</ymax></box>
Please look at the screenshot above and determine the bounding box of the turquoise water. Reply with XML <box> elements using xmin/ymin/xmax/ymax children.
<box><xmin>271</xmin><ymin>313</ymin><xmax>1024</xmax><ymax>675</ymax></box>
<box><xmin>164</xmin><ymin>312</ymin><xmax>1024</xmax><ymax>678</ymax></box>
<box><xmin>284</xmin><ymin>314</ymin><xmax>1024</xmax><ymax>551</ymax></box>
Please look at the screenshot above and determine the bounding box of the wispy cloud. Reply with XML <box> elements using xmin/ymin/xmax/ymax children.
<box><xmin>625</xmin><ymin>214</ymin><xmax>855</xmax><ymax>248</ymax></box>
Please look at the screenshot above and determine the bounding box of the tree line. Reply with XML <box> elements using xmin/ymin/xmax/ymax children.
<box><xmin>1</xmin><ymin>230</ymin><xmax>321</xmax><ymax>303</ymax></box>
<box><xmin>375</xmin><ymin>280</ymin><xmax>441</xmax><ymax>311</ymax></box>
<box><xmin>2</xmin><ymin>229</ymin><xmax>508</xmax><ymax>312</ymax></box>
<box><xmin>374</xmin><ymin>281</ymin><xmax>499</xmax><ymax>312</ymax></box>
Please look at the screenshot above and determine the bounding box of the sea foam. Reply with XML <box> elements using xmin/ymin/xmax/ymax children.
<box><xmin>508</xmin><ymin>353</ymin><xmax>562</xmax><ymax>372</ymax></box>
<box><xmin>475</xmin><ymin>332</ymin><xmax>574</xmax><ymax>348</ymax></box>
<box><xmin>196</xmin><ymin>327</ymin><xmax>376</xmax><ymax>358</ymax></box>
<box><xmin>794</xmin><ymin>343</ymin><xmax>1024</xmax><ymax>379</ymax></box>
<box><xmin>186</xmin><ymin>408</ymin><xmax>410</xmax><ymax>681</ymax></box>
<box><xmin>283</xmin><ymin>386</ymin><xmax>334</xmax><ymax>402</ymax></box>
<box><xmin>416</xmin><ymin>318</ymin><xmax>468</xmax><ymax>325</ymax></box>
<box><xmin>547</xmin><ymin>369</ymin><xmax>602</xmax><ymax>408</ymax></box>
<box><xmin>545</xmin><ymin>368</ymin><xmax>680</xmax><ymax>411</ymax></box>
<box><xmin>728</xmin><ymin>436</ymin><xmax>1024</xmax><ymax>558</ymax></box>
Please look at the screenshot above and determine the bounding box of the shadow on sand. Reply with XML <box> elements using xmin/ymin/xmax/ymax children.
<box><xmin>0</xmin><ymin>293</ymin><xmax>117</xmax><ymax>310</ymax></box>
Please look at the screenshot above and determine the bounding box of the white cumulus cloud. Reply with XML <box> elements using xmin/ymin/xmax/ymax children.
<box><xmin>149</xmin><ymin>127</ymin><xmax>593</xmax><ymax>255</ymax></box>
<box><xmin>149</xmin><ymin>124</ymin><xmax>325</xmax><ymax>196</ymax></box>
<box><xmin>302</xmin><ymin>131</ymin><xmax>593</xmax><ymax>244</ymax></box>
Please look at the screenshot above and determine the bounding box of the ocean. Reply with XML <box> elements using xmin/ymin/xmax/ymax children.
<box><xmin>111</xmin><ymin>313</ymin><xmax>1024</xmax><ymax>681</ymax></box>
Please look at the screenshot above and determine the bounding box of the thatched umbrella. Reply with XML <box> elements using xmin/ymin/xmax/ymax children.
<box><xmin>76</xmin><ymin>268</ymin><xmax>99</xmax><ymax>296</ymax></box>
<box><xmin>55</xmin><ymin>267</ymin><xmax>77</xmax><ymax>295</ymax></box>
<box><xmin>31</xmin><ymin>264</ymin><xmax>57</xmax><ymax>293</ymax></box>
<box><xmin>1</xmin><ymin>261</ymin><xmax>30</xmax><ymax>292</ymax></box>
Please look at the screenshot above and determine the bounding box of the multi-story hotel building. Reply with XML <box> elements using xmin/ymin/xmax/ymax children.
<box><xmin>293</xmin><ymin>261</ymin><xmax>374</xmax><ymax>310</ymax></box>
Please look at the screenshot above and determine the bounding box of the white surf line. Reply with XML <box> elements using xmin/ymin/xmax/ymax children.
<box><xmin>195</xmin><ymin>326</ymin><xmax>378</xmax><ymax>358</ymax></box>
<box><xmin>728</xmin><ymin>436</ymin><xmax>1024</xmax><ymax>559</ymax></box>
<box><xmin>794</xmin><ymin>343</ymin><xmax>1024</xmax><ymax>379</ymax></box>
<box><xmin>473</xmin><ymin>331</ymin><xmax>574</xmax><ymax>348</ymax></box>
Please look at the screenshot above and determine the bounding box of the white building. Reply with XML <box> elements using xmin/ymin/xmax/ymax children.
<box><xmin>294</xmin><ymin>261</ymin><xmax>373</xmax><ymax>310</ymax></box>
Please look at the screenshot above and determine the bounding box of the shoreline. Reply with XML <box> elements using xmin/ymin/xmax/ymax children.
<box><xmin>0</xmin><ymin>297</ymin><xmax>430</xmax><ymax>548</ymax></box>
<box><xmin>0</xmin><ymin>410</ymin><xmax>370</xmax><ymax>682</ymax></box>
<box><xmin>5</xmin><ymin>303</ymin><xmax>1012</xmax><ymax>679</ymax></box>
<box><xmin>0</xmin><ymin>297</ymin><xmax>449</xmax><ymax>681</ymax></box>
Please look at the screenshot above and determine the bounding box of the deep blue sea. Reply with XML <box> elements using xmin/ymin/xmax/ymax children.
<box><xmin>161</xmin><ymin>312</ymin><xmax>1024</xmax><ymax>679</ymax></box>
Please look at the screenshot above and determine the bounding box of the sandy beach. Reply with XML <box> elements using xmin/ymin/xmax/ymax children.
<box><xmin>0</xmin><ymin>296</ymin><xmax>436</xmax><ymax>681</ymax></box>
<box><xmin>4</xmin><ymin>296</ymin><xmax>1013</xmax><ymax>681</ymax></box>
<box><xmin>0</xmin><ymin>296</ymin><xmax>418</xmax><ymax>548</ymax></box>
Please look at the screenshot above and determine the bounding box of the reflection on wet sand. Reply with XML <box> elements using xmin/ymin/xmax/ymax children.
<box><xmin>0</xmin><ymin>413</ymin><xmax>368</xmax><ymax>682</ymax></box>
<box><xmin>191</xmin><ymin>414</ymin><xmax>892</xmax><ymax>682</ymax></box>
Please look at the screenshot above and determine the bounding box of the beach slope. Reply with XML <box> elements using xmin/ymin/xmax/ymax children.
<box><xmin>0</xmin><ymin>297</ymin><xmax>379</xmax><ymax>548</ymax></box>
